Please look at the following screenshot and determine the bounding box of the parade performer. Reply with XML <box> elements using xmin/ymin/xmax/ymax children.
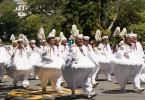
<box><xmin>112</xmin><ymin>34</ymin><xmax>144</xmax><ymax>92</ymax></box>
<box><xmin>62</xmin><ymin>34</ymin><xmax>97</xmax><ymax>99</ymax></box>
<box><xmin>6</xmin><ymin>39</ymin><xmax>32</xmax><ymax>88</ymax></box>
<box><xmin>35</xmin><ymin>29</ymin><xmax>65</xmax><ymax>94</ymax></box>
<box><xmin>132</xmin><ymin>33</ymin><xmax>145</xmax><ymax>83</ymax></box>
<box><xmin>83</xmin><ymin>36</ymin><xmax>100</xmax><ymax>87</ymax></box>
<box><xmin>27</xmin><ymin>40</ymin><xmax>41</xmax><ymax>79</ymax></box>
<box><xmin>0</xmin><ymin>40</ymin><xmax>10</xmax><ymax>82</ymax></box>
<box><xmin>61</xmin><ymin>37</ymin><xmax>69</xmax><ymax>56</ymax></box>
<box><xmin>96</xmin><ymin>36</ymin><xmax>113</xmax><ymax>81</ymax></box>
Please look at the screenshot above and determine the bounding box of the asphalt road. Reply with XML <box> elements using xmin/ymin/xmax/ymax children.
<box><xmin>1</xmin><ymin>73</ymin><xmax>145</xmax><ymax>100</ymax></box>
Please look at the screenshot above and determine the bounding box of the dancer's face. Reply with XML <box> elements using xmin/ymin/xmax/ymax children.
<box><xmin>18</xmin><ymin>41</ymin><xmax>24</xmax><ymax>48</ymax></box>
<box><xmin>55</xmin><ymin>40</ymin><xmax>60</xmax><ymax>46</ymax></box>
<box><xmin>132</xmin><ymin>36</ymin><xmax>137</xmax><ymax>43</ymax></box>
<box><xmin>126</xmin><ymin>37</ymin><xmax>133</xmax><ymax>44</ymax></box>
<box><xmin>48</xmin><ymin>38</ymin><xmax>55</xmax><ymax>45</ymax></box>
<box><xmin>61</xmin><ymin>40</ymin><xmax>67</xmax><ymax>45</ymax></box>
<box><xmin>30</xmin><ymin>42</ymin><xmax>35</xmax><ymax>47</ymax></box>
<box><xmin>103</xmin><ymin>38</ymin><xmax>108</xmax><ymax>44</ymax></box>
<box><xmin>83</xmin><ymin>40</ymin><xmax>89</xmax><ymax>46</ymax></box>
<box><xmin>13</xmin><ymin>42</ymin><xmax>18</xmax><ymax>47</ymax></box>
<box><xmin>76</xmin><ymin>38</ymin><xmax>83</xmax><ymax>46</ymax></box>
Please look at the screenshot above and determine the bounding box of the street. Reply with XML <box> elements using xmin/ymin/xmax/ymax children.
<box><xmin>1</xmin><ymin>73</ymin><xmax>145</xmax><ymax>100</ymax></box>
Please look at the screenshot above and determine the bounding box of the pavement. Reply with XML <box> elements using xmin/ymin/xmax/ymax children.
<box><xmin>1</xmin><ymin>73</ymin><xmax>145</xmax><ymax>100</ymax></box>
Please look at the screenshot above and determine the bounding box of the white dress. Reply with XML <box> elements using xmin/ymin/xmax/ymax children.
<box><xmin>133</xmin><ymin>42</ymin><xmax>145</xmax><ymax>82</ymax></box>
<box><xmin>27</xmin><ymin>46</ymin><xmax>41</xmax><ymax>66</ymax></box>
<box><xmin>96</xmin><ymin>43</ymin><xmax>113</xmax><ymax>80</ymax></box>
<box><xmin>85</xmin><ymin>44</ymin><xmax>100</xmax><ymax>84</ymax></box>
<box><xmin>111</xmin><ymin>44</ymin><xmax>143</xmax><ymax>89</ymax></box>
<box><xmin>0</xmin><ymin>46</ymin><xmax>11</xmax><ymax>80</ymax></box>
<box><xmin>35</xmin><ymin>45</ymin><xmax>65</xmax><ymax>91</ymax></box>
<box><xmin>62</xmin><ymin>45</ymin><xmax>95</xmax><ymax>95</ymax></box>
<box><xmin>6</xmin><ymin>47</ymin><xmax>32</xmax><ymax>87</ymax></box>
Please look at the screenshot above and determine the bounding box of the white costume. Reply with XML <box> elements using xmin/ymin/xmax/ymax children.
<box><xmin>62</xmin><ymin>44</ymin><xmax>96</xmax><ymax>97</ymax></box>
<box><xmin>6</xmin><ymin>47</ymin><xmax>32</xmax><ymax>87</ymax></box>
<box><xmin>60</xmin><ymin>44</ymin><xmax>69</xmax><ymax>56</ymax></box>
<box><xmin>112</xmin><ymin>43</ymin><xmax>144</xmax><ymax>90</ymax></box>
<box><xmin>96</xmin><ymin>43</ymin><xmax>113</xmax><ymax>81</ymax></box>
<box><xmin>27</xmin><ymin>45</ymin><xmax>41</xmax><ymax>66</ymax></box>
<box><xmin>84</xmin><ymin>44</ymin><xmax>100</xmax><ymax>84</ymax></box>
<box><xmin>133</xmin><ymin>41</ymin><xmax>145</xmax><ymax>82</ymax></box>
<box><xmin>35</xmin><ymin>44</ymin><xmax>65</xmax><ymax>92</ymax></box>
<box><xmin>0</xmin><ymin>45</ymin><xmax>11</xmax><ymax>81</ymax></box>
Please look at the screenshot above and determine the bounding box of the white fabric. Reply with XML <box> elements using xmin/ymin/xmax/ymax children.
<box><xmin>96</xmin><ymin>43</ymin><xmax>113</xmax><ymax>80</ymax></box>
<box><xmin>0</xmin><ymin>46</ymin><xmax>11</xmax><ymax>63</ymax></box>
<box><xmin>62</xmin><ymin>45</ymin><xmax>95</xmax><ymax>95</ymax></box>
<box><xmin>133</xmin><ymin>42</ymin><xmax>145</xmax><ymax>82</ymax></box>
<box><xmin>36</xmin><ymin>45</ymin><xmax>65</xmax><ymax>69</ymax></box>
<box><xmin>133</xmin><ymin>42</ymin><xmax>144</xmax><ymax>59</ymax></box>
<box><xmin>6</xmin><ymin>68</ymin><xmax>31</xmax><ymax>85</ymax></box>
<box><xmin>35</xmin><ymin>45</ymin><xmax>64</xmax><ymax>91</ymax></box>
<box><xmin>27</xmin><ymin>46</ymin><xmax>41</xmax><ymax>66</ymax></box>
<box><xmin>6</xmin><ymin>48</ymin><xmax>32</xmax><ymax>70</ymax></box>
<box><xmin>5</xmin><ymin>47</ymin><xmax>32</xmax><ymax>86</ymax></box>
<box><xmin>60</xmin><ymin>44</ymin><xmax>69</xmax><ymax>56</ymax></box>
<box><xmin>112</xmin><ymin>44</ymin><xmax>144</xmax><ymax>89</ymax></box>
<box><xmin>0</xmin><ymin>63</ymin><xmax>6</xmax><ymax>80</ymax></box>
<box><xmin>35</xmin><ymin>67</ymin><xmax>62</xmax><ymax>91</ymax></box>
<box><xmin>85</xmin><ymin>44</ymin><xmax>100</xmax><ymax>83</ymax></box>
<box><xmin>0</xmin><ymin>46</ymin><xmax>11</xmax><ymax>80</ymax></box>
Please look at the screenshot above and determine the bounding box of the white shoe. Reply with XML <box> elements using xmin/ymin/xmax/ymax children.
<box><xmin>107</xmin><ymin>78</ymin><xmax>112</xmax><ymax>82</ymax></box>
<box><xmin>35</xmin><ymin>76</ymin><xmax>39</xmax><ymax>80</ymax></box>
<box><xmin>58</xmin><ymin>90</ymin><xmax>64</xmax><ymax>94</ymax></box>
<box><xmin>88</xmin><ymin>92</ymin><xmax>97</xmax><ymax>99</ymax></box>
<box><xmin>92</xmin><ymin>81</ymin><xmax>99</xmax><ymax>88</ymax></box>
<box><xmin>30</xmin><ymin>73</ymin><xmax>33</xmax><ymax>77</ymax></box>
<box><xmin>135</xmin><ymin>88</ymin><xmax>145</xmax><ymax>93</ymax></box>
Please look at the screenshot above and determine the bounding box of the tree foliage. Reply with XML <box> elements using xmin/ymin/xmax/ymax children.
<box><xmin>1</xmin><ymin>0</ymin><xmax>145</xmax><ymax>43</ymax></box>
<box><xmin>0</xmin><ymin>0</ymin><xmax>19</xmax><ymax>42</ymax></box>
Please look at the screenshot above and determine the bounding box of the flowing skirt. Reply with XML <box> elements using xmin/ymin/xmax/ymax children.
<box><xmin>111</xmin><ymin>57</ymin><xmax>143</xmax><ymax>89</ymax></box>
<box><xmin>62</xmin><ymin>57</ymin><xmax>95</xmax><ymax>93</ymax></box>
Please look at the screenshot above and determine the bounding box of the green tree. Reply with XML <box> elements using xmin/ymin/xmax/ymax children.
<box><xmin>25</xmin><ymin>0</ymin><xmax>67</xmax><ymax>38</ymax></box>
<box><xmin>128</xmin><ymin>10</ymin><xmax>145</xmax><ymax>42</ymax></box>
<box><xmin>21</xmin><ymin>14</ymin><xmax>43</xmax><ymax>40</ymax></box>
<box><xmin>62</xmin><ymin>0</ymin><xmax>102</xmax><ymax>39</ymax></box>
<box><xmin>0</xmin><ymin>0</ymin><xmax>19</xmax><ymax>42</ymax></box>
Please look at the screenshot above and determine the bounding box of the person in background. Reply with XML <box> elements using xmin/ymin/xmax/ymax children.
<box><xmin>83</xmin><ymin>36</ymin><xmax>100</xmax><ymax>87</ymax></box>
<box><xmin>6</xmin><ymin>39</ymin><xmax>32</xmax><ymax>89</ymax></box>
<box><xmin>96</xmin><ymin>36</ymin><xmax>113</xmax><ymax>82</ymax></box>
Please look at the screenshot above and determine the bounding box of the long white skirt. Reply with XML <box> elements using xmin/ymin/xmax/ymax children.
<box><xmin>111</xmin><ymin>58</ymin><xmax>143</xmax><ymax>89</ymax></box>
<box><xmin>0</xmin><ymin>47</ymin><xmax>11</xmax><ymax>80</ymax></box>
<box><xmin>97</xmin><ymin>55</ymin><xmax>112</xmax><ymax>79</ymax></box>
<box><xmin>36</xmin><ymin>56</ymin><xmax>64</xmax><ymax>69</ymax></box>
<box><xmin>62</xmin><ymin>57</ymin><xmax>95</xmax><ymax>94</ymax></box>
<box><xmin>29</xmin><ymin>52</ymin><xmax>41</xmax><ymax>66</ymax></box>
<box><xmin>0</xmin><ymin>63</ymin><xmax>6</xmax><ymax>80</ymax></box>
<box><xmin>35</xmin><ymin>67</ymin><xmax>62</xmax><ymax>91</ymax></box>
<box><xmin>35</xmin><ymin>56</ymin><xmax>64</xmax><ymax>90</ymax></box>
<box><xmin>5</xmin><ymin>50</ymin><xmax>32</xmax><ymax>86</ymax></box>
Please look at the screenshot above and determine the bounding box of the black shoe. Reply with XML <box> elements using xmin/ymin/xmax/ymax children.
<box><xmin>42</xmin><ymin>88</ymin><xmax>47</xmax><ymax>94</ymax></box>
<box><xmin>14</xmin><ymin>84</ymin><xmax>17</xmax><ymax>89</ymax></box>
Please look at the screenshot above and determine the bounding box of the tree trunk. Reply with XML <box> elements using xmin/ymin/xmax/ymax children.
<box><xmin>107</xmin><ymin>0</ymin><xmax>121</xmax><ymax>30</ymax></box>
<box><xmin>97</xmin><ymin>0</ymin><xmax>101</xmax><ymax>24</ymax></box>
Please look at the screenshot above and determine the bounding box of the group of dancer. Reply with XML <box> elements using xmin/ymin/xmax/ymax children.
<box><xmin>0</xmin><ymin>28</ymin><xmax>145</xmax><ymax>99</ymax></box>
